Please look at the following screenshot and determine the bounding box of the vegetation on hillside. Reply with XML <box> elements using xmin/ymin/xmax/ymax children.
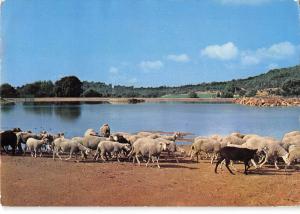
<box><xmin>1</xmin><ymin>65</ymin><xmax>299</xmax><ymax>98</ymax></box>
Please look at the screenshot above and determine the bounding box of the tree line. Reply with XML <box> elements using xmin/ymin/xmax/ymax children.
<box><xmin>1</xmin><ymin>65</ymin><xmax>300</xmax><ymax>98</ymax></box>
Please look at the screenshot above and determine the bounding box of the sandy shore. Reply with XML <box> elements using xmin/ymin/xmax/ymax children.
<box><xmin>2</xmin><ymin>97</ymin><xmax>235</xmax><ymax>104</ymax></box>
<box><xmin>1</xmin><ymin>148</ymin><xmax>300</xmax><ymax>206</ymax></box>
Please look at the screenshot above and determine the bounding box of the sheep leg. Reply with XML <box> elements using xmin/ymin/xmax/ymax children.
<box><xmin>146</xmin><ymin>155</ymin><xmax>151</xmax><ymax>167</ymax></box>
<box><xmin>225</xmin><ymin>159</ymin><xmax>235</xmax><ymax>175</ymax></box>
<box><xmin>250</xmin><ymin>159</ymin><xmax>258</xmax><ymax>169</ymax></box>
<box><xmin>174</xmin><ymin>152</ymin><xmax>179</xmax><ymax>163</ymax></box>
<box><xmin>210</xmin><ymin>154</ymin><xmax>215</xmax><ymax>164</ymax></box>
<box><xmin>23</xmin><ymin>145</ymin><xmax>27</xmax><ymax>155</ymax></box>
<box><xmin>156</xmin><ymin>156</ymin><xmax>160</xmax><ymax>168</ymax></box>
<box><xmin>56</xmin><ymin>150</ymin><xmax>63</xmax><ymax>160</ymax></box>
<box><xmin>34</xmin><ymin>149</ymin><xmax>37</xmax><ymax>158</ymax></box>
<box><xmin>116</xmin><ymin>152</ymin><xmax>120</xmax><ymax>162</ymax></box>
<box><xmin>274</xmin><ymin>159</ymin><xmax>280</xmax><ymax>170</ymax></box>
<box><xmin>190</xmin><ymin>150</ymin><xmax>195</xmax><ymax>161</ymax></box>
<box><xmin>100</xmin><ymin>151</ymin><xmax>106</xmax><ymax>162</ymax></box>
<box><xmin>135</xmin><ymin>154</ymin><xmax>141</xmax><ymax>166</ymax></box>
<box><xmin>93</xmin><ymin>149</ymin><xmax>99</xmax><ymax>160</ymax></box>
<box><xmin>65</xmin><ymin>151</ymin><xmax>72</xmax><ymax>160</ymax></box>
<box><xmin>258</xmin><ymin>155</ymin><xmax>266</xmax><ymax>164</ymax></box>
<box><xmin>259</xmin><ymin>154</ymin><xmax>268</xmax><ymax>168</ymax></box>
<box><xmin>52</xmin><ymin>148</ymin><xmax>56</xmax><ymax>160</ymax></box>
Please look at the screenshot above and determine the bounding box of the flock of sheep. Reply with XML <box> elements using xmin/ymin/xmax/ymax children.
<box><xmin>1</xmin><ymin>123</ymin><xmax>300</xmax><ymax>175</ymax></box>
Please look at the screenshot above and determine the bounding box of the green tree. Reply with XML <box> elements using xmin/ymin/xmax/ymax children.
<box><xmin>245</xmin><ymin>89</ymin><xmax>257</xmax><ymax>97</ymax></box>
<box><xmin>220</xmin><ymin>91</ymin><xmax>234</xmax><ymax>98</ymax></box>
<box><xmin>282</xmin><ymin>79</ymin><xmax>300</xmax><ymax>96</ymax></box>
<box><xmin>188</xmin><ymin>91</ymin><xmax>198</xmax><ymax>98</ymax></box>
<box><xmin>82</xmin><ymin>89</ymin><xmax>102</xmax><ymax>97</ymax></box>
<box><xmin>17</xmin><ymin>81</ymin><xmax>54</xmax><ymax>97</ymax></box>
<box><xmin>0</xmin><ymin>83</ymin><xmax>18</xmax><ymax>98</ymax></box>
<box><xmin>54</xmin><ymin>76</ymin><xmax>82</xmax><ymax>97</ymax></box>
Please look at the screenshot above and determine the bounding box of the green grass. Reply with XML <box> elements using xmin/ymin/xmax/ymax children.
<box><xmin>161</xmin><ymin>94</ymin><xmax>190</xmax><ymax>98</ymax></box>
<box><xmin>161</xmin><ymin>92</ymin><xmax>217</xmax><ymax>98</ymax></box>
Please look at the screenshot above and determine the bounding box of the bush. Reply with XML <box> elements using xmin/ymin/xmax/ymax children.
<box><xmin>17</xmin><ymin>81</ymin><xmax>54</xmax><ymax>97</ymax></box>
<box><xmin>220</xmin><ymin>91</ymin><xmax>234</xmax><ymax>98</ymax></box>
<box><xmin>245</xmin><ymin>89</ymin><xmax>257</xmax><ymax>97</ymax></box>
<box><xmin>188</xmin><ymin>92</ymin><xmax>198</xmax><ymax>98</ymax></box>
<box><xmin>282</xmin><ymin>79</ymin><xmax>300</xmax><ymax>96</ymax></box>
<box><xmin>82</xmin><ymin>89</ymin><xmax>102</xmax><ymax>97</ymax></box>
<box><xmin>0</xmin><ymin>83</ymin><xmax>18</xmax><ymax>98</ymax></box>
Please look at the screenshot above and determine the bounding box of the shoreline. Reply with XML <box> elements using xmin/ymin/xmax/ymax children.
<box><xmin>1</xmin><ymin>97</ymin><xmax>300</xmax><ymax>106</ymax></box>
<box><xmin>2</xmin><ymin>97</ymin><xmax>235</xmax><ymax>104</ymax></box>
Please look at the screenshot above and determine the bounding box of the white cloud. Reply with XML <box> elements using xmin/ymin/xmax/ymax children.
<box><xmin>109</xmin><ymin>66</ymin><xmax>119</xmax><ymax>74</ymax></box>
<box><xmin>218</xmin><ymin>0</ymin><xmax>271</xmax><ymax>6</ymax></box>
<box><xmin>257</xmin><ymin>41</ymin><xmax>296</xmax><ymax>59</ymax></box>
<box><xmin>139</xmin><ymin>60</ymin><xmax>164</xmax><ymax>71</ymax></box>
<box><xmin>241</xmin><ymin>41</ymin><xmax>296</xmax><ymax>65</ymax></box>
<box><xmin>167</xmin><ymin>54</ymin><xmax>190</xmax><ymax>62</ymax></box>
<box><xmin>201</xmin><ymin>42</ymin><xmax>238</xmax><ymax>60</ymax></box>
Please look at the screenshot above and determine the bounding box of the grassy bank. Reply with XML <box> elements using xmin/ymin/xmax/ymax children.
<box><xmin>2</xmin><ymin>97</ymin><xmax>235</xmax><ymax>104</ymax></box>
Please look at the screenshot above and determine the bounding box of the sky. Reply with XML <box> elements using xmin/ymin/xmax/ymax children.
<box><xmin>1</xmin><ymin>0</ymin><xmax>300</xmax><ymax>87</ymax></box>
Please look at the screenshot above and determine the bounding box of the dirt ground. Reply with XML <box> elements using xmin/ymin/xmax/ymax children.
<box><xmin>1</xmin><ymin>150</ymin><xmax>300</xmax><ymax>207</ymax></box>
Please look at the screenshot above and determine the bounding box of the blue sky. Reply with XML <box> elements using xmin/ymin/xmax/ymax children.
<box><xmin>1</xmin><ymin>0</ymin><xmax>300</xmax><ymax>87</ymax></box>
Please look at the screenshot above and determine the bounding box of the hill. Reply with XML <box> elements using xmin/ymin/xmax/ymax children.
<box><xmin>1</xmin><ymin>65</ymin><xmax>299</xmax><ymax>98</ymax></box>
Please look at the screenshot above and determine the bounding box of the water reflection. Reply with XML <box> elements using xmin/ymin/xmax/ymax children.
<box><xmin>23</xmin><ymin>103</ymin><xmax>54</xmax><ymax>116</ymax></box>
<box><xmin>53</xmin><ymin>105</ymin><xmax>81</xmax><ymax>121</ymax></box>
<box><xmin>22</xmin><ymin>103</ymin><xmax>81</xmax><ymax>121</ymax></box>
<box><xmin>0</xmin><ymin>103</ymin><xmax>15</xmax><ymax>113</ymax></box>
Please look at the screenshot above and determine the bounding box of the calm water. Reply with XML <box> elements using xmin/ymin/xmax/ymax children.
<box><xmin>1</xmin><ymin>103</ymin><xmax>299</xmax><ymax>140</ymax></box>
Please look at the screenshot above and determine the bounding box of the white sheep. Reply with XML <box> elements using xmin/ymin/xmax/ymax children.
<box><xmin>93</xmin><ymin>141</ymin><xmax>131</xmax><ymax>162</ymax></box>
<box><xmin>84</xmin><ymin>128</ymin><xmax>98</xmax><ymax>137</ymax></box>
<box><xmin>190</xmin><ymin>137</ymin><xmax>216</xmax><ymax>163</ymax></box>
<box><xmin>136</xmin><ymin>131</ymin><xmax>153</xmax><ymax>137</ymax></box>
<box><xmin>221</xmin><ymin>135</ymin><xmax>244</xmax><ymax>146</ymax></box>
<box><xmin>155</xmin><ymin>138</ymin><xmax>180</xmax><ymax>163</ymax></box>
<box><xmin>26</xmin><ymin>137</ymin><xmax>49</xmax><ymax>158</ymax></box>
<box><xmin>285</xmin><ymin>146</ymin><xmax>300</xmax><ymax>169</ymax></box>
<box><xmin>81</xmin><ymin>135</ymin><xmax>107</xmax><ymax>150</ymax></box>
<box><xmin>230</xmin><ymin>132</ymin><xmax>245</xmax><ymax>139</ymax></box>
<box><xmin>161</xmin><ymin>132</ymin><xmax>180</xmax><ymax>141</ymax></box>
<box><xmin>52</xmin><ymin>137</ymin><xmax>91</xmax><ymax>161</ymax></box>
<box><xmin>130</xmin><ymin>137</ymin><xmax>167</xmax><ymax>168</ymax></box>
<box><xmin>243</xmin><ymin>136</ymin><xmax>289</xmax><ymax>169</ymax></box>
<box><xmin>281</xmin><ymin>132</ymin><xmax>300</xmax><ymax>151</ymax></box>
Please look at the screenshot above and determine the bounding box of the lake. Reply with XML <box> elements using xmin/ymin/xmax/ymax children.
<box><xmin>1</xmin><ymin>102</ymin><xmax>299</xmax><ymax>140</ymax></box>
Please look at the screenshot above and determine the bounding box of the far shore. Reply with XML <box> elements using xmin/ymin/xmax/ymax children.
<box><xmin>2</xmin><ymin>97</ymin><xmax>300</xmax><ymax>106</ymax></box>
<box><xmin>2</xmin><ymin>97</ymin><xmax>235</xmax><ymax>104</ymax></box>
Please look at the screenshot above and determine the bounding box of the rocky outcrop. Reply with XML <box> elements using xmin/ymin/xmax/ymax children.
<box><xmin>234</xmin><ymin>97</ymin><xmax>300</xmax><ymax>107</ymax></box>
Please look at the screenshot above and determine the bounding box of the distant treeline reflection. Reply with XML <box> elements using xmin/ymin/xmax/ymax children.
<box><xmin>22</xmin><ymin>103</ymin><xmax>81</xmax><ymax>121</ymax></box>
